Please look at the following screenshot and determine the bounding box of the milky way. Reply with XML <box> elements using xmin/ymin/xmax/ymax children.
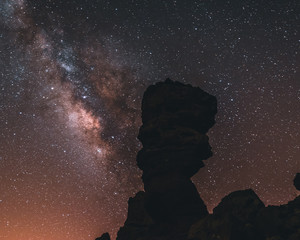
<box><xmin>0</xmin><ymin>1</ymin><xmax>299</xmax><ymax>240</ymax></box>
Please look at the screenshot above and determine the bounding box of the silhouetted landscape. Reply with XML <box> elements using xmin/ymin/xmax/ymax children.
<box><xmin>1</xmin><ymin>1</ymin><xmax>299</xmax><ymax>239</ymax></box>
<box><xmin>96</xmin><ymin>80</ymin><xmax>300</xmax><ymax>240</ymax></box>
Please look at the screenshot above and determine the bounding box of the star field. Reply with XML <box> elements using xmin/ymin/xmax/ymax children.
<box><xmin>0</xmin><ymin>1</ymin><xmax>299</xmax><ymax>240</ymax></box>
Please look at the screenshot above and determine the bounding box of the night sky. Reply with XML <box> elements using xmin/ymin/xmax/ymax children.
<box><xmin>0</xmin><ymin>0</ymin><xmax>299</xmax><ymax>239</ymax></box>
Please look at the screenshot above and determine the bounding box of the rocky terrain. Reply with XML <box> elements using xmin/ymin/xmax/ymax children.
<box><xmin>96</xmin><ymin>79</ymin><xmax>300</xmax><ymax>240</ymax></box>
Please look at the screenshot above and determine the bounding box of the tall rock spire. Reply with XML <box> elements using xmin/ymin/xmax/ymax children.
<box><xmin>135</xmin><ymin>79</ymin><xmax>217</xmax><ymax>238</ymax></box>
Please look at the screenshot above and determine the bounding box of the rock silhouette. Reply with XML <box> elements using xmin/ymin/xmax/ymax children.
<box><xmin>137</xmin><ymin>79</ymin><xmax>217</xmax><ymax>225</ymax></box>
<box><xmin>115</xmin><ymin>79</ymin><xmax>217</xmax><ymax>240</ymax></box>
<box><xmin>189</xmin><ymin>189</ymin><xmax>265</xmax><ymax>240</ymax></box>
<box><xmin>116</xmin><ymin>191</ymin><xmax>153</xmax><ymax>240</ymax></box>
<box><xmin>188</xmin><ymin>186</ymin><xmax>300</xmax><ymax>240</ymax></box>
<box><xmin>95</xmin><ymin>232</ymin><xmax>110</xmax><ymax>240</ymax></box>
<box><xmin>95</xmin><ymin>80</ymin><xmax>300</xmax><ymax>240</ymax></box>
<box><xmin>294</xmin><ymin>173</ymin><xmax>300</xmax><ymax>191</ymax></box>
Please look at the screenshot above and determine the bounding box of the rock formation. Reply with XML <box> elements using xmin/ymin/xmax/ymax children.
<box><xmin>95</xmin><ymin>80</ymin><xmax>300</xmax><ymax>240</ymax></box>
<box><xmin>113</xmin><ymin>79</ymin><xmax>217</xmax><ymax>240</ymax></box>
<box><xmin>188</xmin><ymin>177</ymin><xmax>300</xmax><ymax>240</ymax></box>
<box><xmin>116</xmin><ymin>191</ymin><xmax>153</xmax><ymax>240</ymax></box>
<box><xmin>188</xmin><ymin>189</ymin><xmax>266</xmax><ymax>240</ymax></box>
<box><xmin>294</xmin><ymin>173</ymin><xmax>300</xmax><ymax>191</ymax></box>
<box><xmin>95</xmin><ymin>232</ymin><xmax>110</xmax><ymax>240</ymax></box>
<box><xmin>137</xmin><ymin>79</ymin><xmax>217</xmax><ymax>225</ymax></box>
